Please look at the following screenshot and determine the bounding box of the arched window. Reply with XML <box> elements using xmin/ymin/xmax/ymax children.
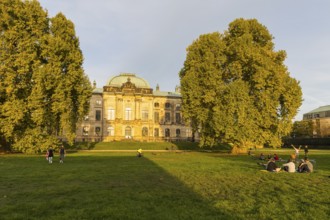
<box><xmin>95</xmin><ymin>127</ymin><xmax>101</xmax><ymax>135</ymax></box>
<box><xmin>107</xmin><ymin>126</ymin><xmax>114</xmax><ymax>136</ymax></box>
<box><xmin>165</xmin><ymin>128</ymin><xmax>170</xmax><ymax>137</ymax></box>
<box><xmin>142</xmin><ymin>127</ymin><xmax>148</xmax><ymax>137</ymax></box>
<box><xmin>176</xmin><ymin>129</ymin><xmax>181</xmax><ymax>137</ymax></box>
<box><xmin>125</xmin><ymin>126</ymin><xmax>132</xmax><ymax>139</ymax></box>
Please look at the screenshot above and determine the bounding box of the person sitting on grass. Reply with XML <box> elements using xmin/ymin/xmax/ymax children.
<box><xmin>274</xmin><ymin>154</ymin><xmax>279</xmax><ymax>161</ymax></box>
<box><xmin>266</xmin><ymin>158</ymin><xmax>280</xmax><ymax>172</ymax></box>
<box><xmin>282</xmin><ymin>159</ymin><xmax>296</xmax><ymax>173</ymax></box>
<box><xmin>259</xmin><ymin>153</ymin><xmax>265</xmax><ymax>160</ymax></box>
<box><xmin>258</xmin><ymin>158</ymin><xmax>280</xmax><ymax>172</ymax></box>
<box><xmin>302</xmin><ymin>157</ymin><xmax>313</xmax><ymax>173</ymax></box>
<box><xmin>298</xmin><ymin>159</ymin><xmax>309</xmax><ymax>173</ymax></box>
<box><xmin>290</xmin><ymin>154</ymin><xmax>296</xmax><ymax>163</ymax></box>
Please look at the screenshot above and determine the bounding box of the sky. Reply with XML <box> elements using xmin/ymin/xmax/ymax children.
<box><xmin>38</xmin><ymin>0</ymin><xmax>330</xmax><ymax>121</ymax></box>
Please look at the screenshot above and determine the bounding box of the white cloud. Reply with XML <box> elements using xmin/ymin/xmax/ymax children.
<box><xmin>39</xmin><ymin>0</ymin><xmax>330</xmax><ymax>120</ymax></box>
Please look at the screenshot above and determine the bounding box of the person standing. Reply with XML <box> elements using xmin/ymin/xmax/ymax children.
<box><xmin>47</xmin><ymin>147</ymin><xmax>54</xmax><ymax>164</ymax></box>
<box><xmin>59</xmin><ymin>145</ymin><xmax>65</xmax><ymax>163</ymax></box>
<box><xmin>304</xmin><ymin>145</ymin><xmax>309</xmax><ymax>157</ymax></box>
<box><xmin>291</xmin><ymin>144</ymin><xmax>301</xmax><ymax>159</ymax></box>
<box><xmin>137</xmin><ymin>148</ymin><xmax>142</xmax><ymax>157</ymax></box>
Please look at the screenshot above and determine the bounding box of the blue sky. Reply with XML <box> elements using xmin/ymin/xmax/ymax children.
<box><xmin>38</xmin><ymin>0</ymin><xmax>330</xmax><ymax>121</ymax></box>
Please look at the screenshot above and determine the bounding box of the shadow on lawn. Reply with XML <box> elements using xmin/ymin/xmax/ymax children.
<box><xmin>69</xmin><ymin>156</ymin><xmax>234</xmax><ymax>219</ymax></box>
<box><xmin>0</xmin><ymin>155</ymin><xmax>234</xmax><ymax>219</ymax></box>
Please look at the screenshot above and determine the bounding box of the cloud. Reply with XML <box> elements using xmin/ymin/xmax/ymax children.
<box><xmin>39</xmin><ymin>0</ymin><xmax>330</xmax><ymax>120</ymax></box>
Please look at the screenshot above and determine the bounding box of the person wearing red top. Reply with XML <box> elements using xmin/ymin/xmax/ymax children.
<box><xmin>274</xmin><ymin>154</ymin><xmax>279</xmax><ymax>161</ymax></box>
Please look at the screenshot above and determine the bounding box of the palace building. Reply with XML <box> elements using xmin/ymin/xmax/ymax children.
<box><xmin>303</xmin><ymin>105</ymin><xmax>330</xmax><ymax>137</ymax></box>
<box><xmin>75</xmin><ymin>73</ymin><xmax>195</xmax><ymax>142</ymax></box>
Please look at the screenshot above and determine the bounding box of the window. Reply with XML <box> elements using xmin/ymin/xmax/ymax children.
<box><xmin>95</xmin><ymin>110</ymin><xmax>101</xmax><ymax>121</ymax></box>
<box><xmin>165</xmin><ymin>102</ymin><xmax>171</xmax><ymax>108</ymax></box>
<box><xmin>95</xmin><ymin>127</ymin><xmax>101</xmax><ymax>135</ymax></box>
<box><xmin>107</xmin><ymin>126</ymin><xmax>114</xmax><ymax>136</ymax></box>
<box><xmin>142</xmin><ymin>127</ymin><xmax>148</xmax><ymax>137</ymax></box>
<box><xmin>96</xmin><ymin>100</ymin><xmax>102</xmax><ymax>105</ymax></box>
<box><xmin>83</xmin><ymin>126</ymin><xmax>89</xmax><ymax>136</ymax></box>
<box><xmin>125</xmin><ymin>126</ymin><xmax>132</xmax><ymax>138</ymax></box>
<box><xmin>176</xmin><ymin>104</ymin><xmax>181</xmax><ymax>110</ymax></box>
<box><xmin>154</xmin><ymin>128</ymin><xmax>159</xmax><ymax>137</ymax></box>
<box><xmin>176</xmin><ymin>113</ymin><xmax>181</xmax><ymax>124</ymax></box>
<box><xmin>142</xmin><ymin>110</ymin><xmax>148</xmax><ymax>120</ymax></box>
<box><xmin>107</xmin><ymin>108</ymin><xmax>115</xmax><ymax>120</ymax></box>
<box><xmin>326</xmin><ymin>111</ymin><xmax>330</xmax><ymax>117</ymax></box>
<box><xmin>125</xmin><ymin>108</ymin><xmax>132</xmax><ymax>120</ymax></box>
<box><xmin>176</xmin><ymin>129</ymin><xmax>181</xmax><ymax>137</ymax></box>
<box><xmin>154</xmin><ymin>102</ymin><xmax>159</xmax><ymax>108</ymax></box>
<box><xmin>165</xmin><ymin>128</ymin><xmax>170</xmax><ymax>137</ymax></box>
<box><xmin>165</xmin><ymin>112</ymin><xmax>171</xmax><ymax>122</ymax></box>
<box><xmin>154</xmin><ymin>112</ymin><xmax>159</xmax><ymax>123</ymax></box>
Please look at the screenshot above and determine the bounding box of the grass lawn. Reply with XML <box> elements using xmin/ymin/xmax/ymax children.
<box><xmin>0</xmin><ymin>149</ymin><xmax>329</xmax><ymax>219</ymax></box>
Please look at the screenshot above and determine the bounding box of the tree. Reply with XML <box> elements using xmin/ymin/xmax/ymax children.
<box><xmin>291</xmin><ymin>120</ymin><xmax>314</xmax><ymax>138</ymax></box>
<box><xmin>0</xmin><ymin>0</ymin><xmax>92</xmax><ymax>153</ymax></box>
<box><xmin>179</xmin><ymin>18</ymin><xmax>302</xmax><ymax>151</ymax></box>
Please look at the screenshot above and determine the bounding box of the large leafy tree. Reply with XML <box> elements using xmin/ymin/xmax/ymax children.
<box><xmin>0</xmin><ymin>0</ymin><xmax>92</xmax><ymax>153</ymax></box>
<box><xmin>291</xmin><ymin>120</ymin><xmax>314</xmax><ymax>138</ymax></box>
<box><xmin>180</xmin><ymin>18</ymin><xmax>302</xmax><ymax>151</ymax></box>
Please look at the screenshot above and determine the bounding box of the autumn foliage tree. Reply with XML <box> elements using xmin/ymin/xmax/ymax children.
<box><xmin>0</xmin><ymin>0</ymin><xmax>92</xmax><ymax>153</ymax></box>
<box><xmin>291</xmin><ymin>120</ymin><xmax>314</xmax><ymax>138</ymax></box>
<box><xmin>179</xmin><ymin>18</ymin><xmax>302</xmax><ymax>152</ymax></box>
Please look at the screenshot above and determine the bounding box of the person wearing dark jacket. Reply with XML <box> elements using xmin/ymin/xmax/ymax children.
<box><xmin>266</xmin><ymin>158</ymin><xmax>279</xmax><ymax>172</ymax></box>
<box><xmin>47</xmin><ymin>147</ymin><xmax>54</xmax><ymax>164</ymax></box>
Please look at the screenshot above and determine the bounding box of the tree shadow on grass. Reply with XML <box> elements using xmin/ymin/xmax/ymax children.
<box><xmin>0</xmin><ymin>155</ymin><xmax>235</xmax><ymax>220</ymax></box>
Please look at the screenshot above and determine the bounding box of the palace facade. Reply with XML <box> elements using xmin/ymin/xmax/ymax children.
<box><xmin>75</xmin><ymin>73</ymin><xmax>195</xmax><ymax>142</ymax></box>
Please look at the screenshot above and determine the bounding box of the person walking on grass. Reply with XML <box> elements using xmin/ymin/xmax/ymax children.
<box><xmin>59</xmin><ymin>145</ymin><xmax>65</xmax><ymax>163</ymax></box>
<box><xmin>47</xmin><ymin>147</ymin><xmax>54</xmax><ymax>164</ymax></box>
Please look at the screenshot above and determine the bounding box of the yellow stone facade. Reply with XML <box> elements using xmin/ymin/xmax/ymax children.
<box><xmin>76</xmin><ymin>73</ymin><xmax>194</xmax><ymax>142</ymax></box>
<box><xmin>303</xmin><ymin>105</ymin><xmax>330</xmax><ymax>137</ymax></box>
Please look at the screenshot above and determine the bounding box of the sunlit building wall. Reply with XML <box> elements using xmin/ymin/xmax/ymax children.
<box><xmin>76</xmin><ymin>73</ymin><xmax>195</xmax><ymax>142</ymax></box>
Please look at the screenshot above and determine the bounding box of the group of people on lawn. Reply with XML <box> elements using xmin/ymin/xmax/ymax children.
<box><xmin>257</xmin><ymin>144</ymin><xmax>313</xmax><ymax>173</ymax></box>
<box><xmin>46</xmin><ymin>145</ymin><xmax>66</xmax><ymax>164</ymax></box>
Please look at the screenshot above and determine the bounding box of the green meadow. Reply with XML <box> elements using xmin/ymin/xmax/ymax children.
<box><xmin>1</xmin><ymin>149</ymin><xmax>329</xmax><ymax>220</ymax></box>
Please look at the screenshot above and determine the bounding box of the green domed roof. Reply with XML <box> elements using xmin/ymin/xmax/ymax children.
<box><xmin>107</xmin><ymin>73</ymin><xmax>150</xmax><ymax>88</ymax></box>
